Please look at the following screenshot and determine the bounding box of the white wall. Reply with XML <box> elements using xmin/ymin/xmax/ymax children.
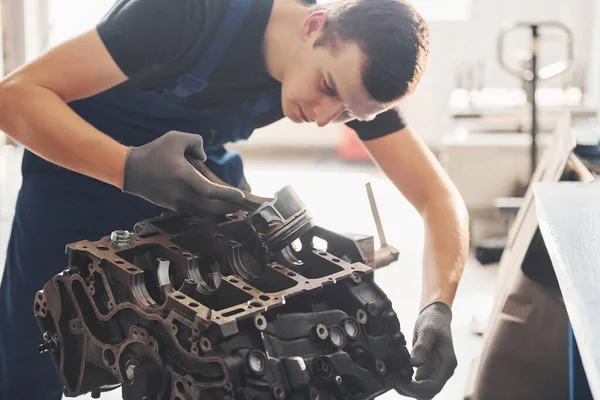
<box><xmin>2</xmin><ymin>1</ymin><xmax>26</xmax><ymax>74</ymax></box>
<box><xmin>589</xmin><ymin>0</ymin><xmax>600</xmax><ymax>106</ymax></box>
<box><xmin>47</xmin><ymin>0</ymin><xmax>113</xmax><ymax>47</ymax></box>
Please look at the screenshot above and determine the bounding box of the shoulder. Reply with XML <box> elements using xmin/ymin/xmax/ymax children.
<box><xmin>96</xmin><ymin>0</ymin><xmax>230</xmax><ymax>78</ymax></box>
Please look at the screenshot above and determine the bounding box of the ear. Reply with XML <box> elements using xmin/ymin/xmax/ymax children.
<box><xmin>301</xmin><ymin>11</ymin><xmax>327</xmax><ymax>40</ymax></box>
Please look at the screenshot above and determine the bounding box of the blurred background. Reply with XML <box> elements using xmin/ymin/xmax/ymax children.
<box><xmin>1</xmin><ymin>0</ymin><xmax>599</xmax><ymax>399</ymax></box>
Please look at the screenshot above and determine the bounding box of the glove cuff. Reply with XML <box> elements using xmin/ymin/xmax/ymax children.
<box><xmin>121</xmin><ymin>146</ymin><xmax>137</xmax><ymax>194</ymax></box>
<box><xmin>420</xmin><ymin>301</ymin><xmax>452</xmax><ymax>320</ymax></box>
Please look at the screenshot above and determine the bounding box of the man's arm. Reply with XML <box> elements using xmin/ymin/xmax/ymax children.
<box><xmin>0</xmin><ymin>30</ymin><xmax>129</xmax><ymax>187</ymax></box>
<box><xmin>362</xmin><ymin>126</ymin><xmax>469</xmax><ymax>308</ymax></box>
<box><xmin>364</xmin><ymin>126</ymin><xmax>466</xmax><ymax>398</ymax></box>
<box><xmin>0</xmin><ymin>27</ymin><xmax>243</xmax><ymax>215</ymax></box>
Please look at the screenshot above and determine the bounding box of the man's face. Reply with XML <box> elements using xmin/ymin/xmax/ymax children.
<box><xmin>280</xmin><ymin>12</ymin><xmax>393</xmax><ymax>127</ymax></box>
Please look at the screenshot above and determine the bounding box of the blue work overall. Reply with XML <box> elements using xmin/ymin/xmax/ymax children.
<box><xmin>0</xmin><ymin>0</ymin><xmax>281</xmax><ymax>398</ymax></box>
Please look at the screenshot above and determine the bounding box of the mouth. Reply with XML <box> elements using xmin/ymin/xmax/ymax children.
<box><xmin>298</xmin><ymin>107</ymin><xmax>310</xmax><ymax>123</ymax></box>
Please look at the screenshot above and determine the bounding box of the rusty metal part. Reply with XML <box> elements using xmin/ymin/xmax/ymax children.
<box><xmin>34</xmin><ymin>211</ymin><xmax>412</xmax><ymax>399</ymax></box>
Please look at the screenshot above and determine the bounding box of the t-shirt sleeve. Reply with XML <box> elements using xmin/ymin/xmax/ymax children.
<box><xmin>96</xmin><ymin>0</ymin><xmax>226</xmax><ymax>78</ymax></box>
<box><xmin>345</xmin><ymin>108</ymin><xmax>407</xmax><ymax>141</ymax></box>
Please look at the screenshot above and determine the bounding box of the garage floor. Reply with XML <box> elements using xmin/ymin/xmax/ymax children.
<box><xmin>0</xmin><ymin>145</ymin><xmax>499</xmax><ymax>400</ymax></box>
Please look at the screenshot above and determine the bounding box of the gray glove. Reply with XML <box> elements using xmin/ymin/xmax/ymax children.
<box><xmin>396</xmin><ymin>301</ymin><xmax>457</xmax><ymax>400</ymax></box>
<box><xmin>122</xmin><ymin>131</ymin><xmax>244</xmax><ymax>216</ymax></box>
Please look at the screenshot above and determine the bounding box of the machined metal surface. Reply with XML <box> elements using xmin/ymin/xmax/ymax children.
<box><xmin>186</xmin><ymin>157</ymin><xmax>315</xmax><ymax>255</ymax></box>
<box><xmin>245</xmin><ymin>185</ymin><xmax>315</xmax><ymax>254</ymax></box>
<box><xmin>34</xmin><ymin>211</ymin><xmax>412</xmax><ymax>399</ymax></box>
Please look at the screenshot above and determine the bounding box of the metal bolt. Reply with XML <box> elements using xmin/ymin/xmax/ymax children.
<box><xmin>37</xmin><ymin>342</ymin><xmax>53</xmax><ymax>354</ymax></box>
<box><xmin>367</xmin><ymin>302</ymin><xmax>378</xmax><ymax>316</ymax></box>
<box><xmin>110</xmin><ymin>230</ymin><xmax>133</xmax><ymax>247</ymax></box>
<box><xmin>335</xmin><ymin>376</ymin><xmax>343</xmax><ymax>385</ymax></box>
<box><xmin>38</xmin><ymin>331</ymin><xmax>58</xmax><ymax>353</ymax></box>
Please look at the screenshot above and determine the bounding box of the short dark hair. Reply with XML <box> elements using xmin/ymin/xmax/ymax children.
<box><xmin>312</xmin><ymin>0</ymin><xmax>430</xmax><ymax>103</ymax></box>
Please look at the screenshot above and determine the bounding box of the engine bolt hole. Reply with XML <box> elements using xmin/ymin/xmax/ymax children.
<box><xmin>247</xmin><ymin>350</ymin><xmax>268</xmax><ymax>375</ymax></box>
<box><xmin>272</xmin><ymin>385</ymin><xmax>285</xmax><ymax>399</ymax></box>
<box><xmin>200</xmin><ymin>337</ymin><xmax>212</xmax><ymax>351</ymax></box>
<box><xmin>357</xmin><ymin>309</ymin><xmax>368</xmax><ymax>324</ymax></box>
<box><xmin>344</xmin><ymin>319</ymin><xmax>359</xmax><ymax>338</ymax></box>
<box><xmin>103</xmin><ymin>349</ymin><xmax>115</xmax><ymax>366</ymax></box>
<box><xmin>376</xmin><ymin>359</ymin><xmax>387</xmax><ymax>376</ymax></box>
<box><xmin>316</xmin><ymin>324</ymin><xmax>328</xmax><ymax>340</ymax></box>
<box><xmin>254</xmin><ymin>314</ymin><xmax>267</xmax><ymax>331</ymax></box>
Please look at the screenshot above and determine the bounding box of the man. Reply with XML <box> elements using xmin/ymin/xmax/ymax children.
<box><xmin>0</xmin><ymin>0</ymin><xmax>468</xmax><ymax>399</ymax></box>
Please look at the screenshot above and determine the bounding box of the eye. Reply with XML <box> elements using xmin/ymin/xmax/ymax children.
<box><xmin>322</xmin><ymin>80</ymin><xmax>336</xmax><ymax>97</ymax></box>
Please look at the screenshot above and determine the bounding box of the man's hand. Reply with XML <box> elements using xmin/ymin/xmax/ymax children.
<box><xmin>396</xmin><ymin>302</ymin><xmax>457</xmax><ymax>400</ymax></box>
<box><xmin>122</xmin><ymin>131</ymin><xmax>244</xmax><ymax>216</ymax></box>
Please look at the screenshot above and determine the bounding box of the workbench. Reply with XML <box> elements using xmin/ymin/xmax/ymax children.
<box><xmin>534</xmin><ymin>181</ymin><xmax>600</xmax><ymax>399</ymax></box>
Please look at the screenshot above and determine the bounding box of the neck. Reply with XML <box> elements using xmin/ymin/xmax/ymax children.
<box><xmin>263</xmin><ymin>0</ymin><xmax>310</xmax><ymax>82</ymax></box>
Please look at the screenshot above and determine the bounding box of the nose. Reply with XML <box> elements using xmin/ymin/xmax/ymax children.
<box><xmin>312</xmin><ymin>98</ymin><xmax>345</xmax><ymax>127</ymax></box>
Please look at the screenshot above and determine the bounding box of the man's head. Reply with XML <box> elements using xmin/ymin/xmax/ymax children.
<box><xmin>279</xmin><ymin>0</ymin><xmax>429</xmax><ymax>126</ymax></box>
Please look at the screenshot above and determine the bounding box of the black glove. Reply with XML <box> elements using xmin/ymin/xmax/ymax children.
<box><xmin>122</xmin><ymin>131</ymin><xmax>244</xmax><ymax>216</ymax></box>
<box><xmin>396</xmin><ymin>301</ymin><xmax>457</xmax><ymax>400</ymax></box>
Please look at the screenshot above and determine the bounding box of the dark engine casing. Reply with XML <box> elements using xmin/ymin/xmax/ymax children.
<box><xmin>34</xmin><ymin>212</ymin><xmax>413</xmax><ymax>399</ymax></box>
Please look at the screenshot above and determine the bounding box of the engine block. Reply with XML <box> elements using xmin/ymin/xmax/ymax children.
<box><xmin>34</xmin><ymin>212</ymin><xmax>412</xmax><ymax>399</ymax></box>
